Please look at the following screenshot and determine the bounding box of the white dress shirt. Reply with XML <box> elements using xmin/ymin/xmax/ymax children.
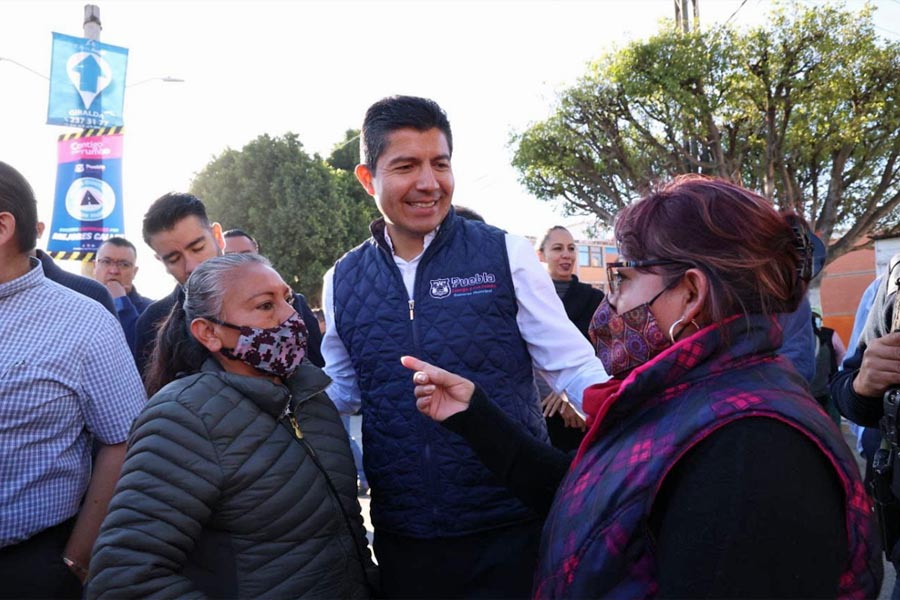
<box><xmin>322</xmin><ymin>228</ymin><xmax>608</xmax><ymax>414</ymax></box>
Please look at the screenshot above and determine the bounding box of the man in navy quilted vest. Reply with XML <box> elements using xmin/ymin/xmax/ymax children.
<box><xmin>321</xmin><ymin>95</ymin><xmax>608</xmax><ymax>598</ymax></box>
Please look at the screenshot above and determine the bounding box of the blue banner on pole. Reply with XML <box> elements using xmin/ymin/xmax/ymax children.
<box><xmin>47</xmin><ymin>128</ymin><xmax>125</xmax><ymax>259</ymax></box>
<box><xmin>47</xmin><ymin>32</ymin><xmax>128</xmax><ymax>128</ymax></box>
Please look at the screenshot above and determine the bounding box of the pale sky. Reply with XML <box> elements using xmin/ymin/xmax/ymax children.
<box><xmin>2</xmin><ymin>0</ymin><xmax>897</xmax><ymax>298</ymax></box>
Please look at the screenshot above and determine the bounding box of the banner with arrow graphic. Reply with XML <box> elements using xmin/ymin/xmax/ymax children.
<box><xmin>47</xmin><ymin>32</ymin><xmax>128</xmax><ymax>128</ymax></box>
<box><xmin>47</xmin><ymin>128</ymin><xmax>125</xmax><ymax>260</ymax></box>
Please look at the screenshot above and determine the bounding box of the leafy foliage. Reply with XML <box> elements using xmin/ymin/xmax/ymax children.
<box><xmin>191</xmin><ymin>132</ymin><xmax>378</xmax><ymax>304</ymax></box>
<box><xmin>327</xmin><ymin>129</ymin><xmax>362</xmax><ymax>172</ymax></box>
<box><xmin>512</xmin><ymin>2</ymin><xmax>900</xmax><ymax>262</ymax></box>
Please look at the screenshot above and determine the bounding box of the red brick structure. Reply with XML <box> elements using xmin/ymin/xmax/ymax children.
<box><xmin>820</xmin><ymin>247</ymin><xmax>876</xmax><ymax>345</ymax></box>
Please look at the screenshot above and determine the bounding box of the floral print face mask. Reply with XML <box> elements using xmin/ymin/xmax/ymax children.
<box><xmin>209</xmin><ymin>312</ymin><xmax>308</xmax><ymax>379</ymax></box>
<box><xmin>589</xmin><ymin>289</ymin><xmax>671</xmax><ymax>378</ymax></box>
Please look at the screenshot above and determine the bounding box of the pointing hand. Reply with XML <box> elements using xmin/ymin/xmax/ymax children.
<box><xmin>400</xmin><ymin>356</ymin><xmax>475</xmax><ymax>422</ymax></box>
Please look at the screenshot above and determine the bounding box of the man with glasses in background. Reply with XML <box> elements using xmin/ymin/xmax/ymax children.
<box><xmin>93</xmin><ymin>237</ymin><xmax>154</xmax><ymax>352</ymax></box>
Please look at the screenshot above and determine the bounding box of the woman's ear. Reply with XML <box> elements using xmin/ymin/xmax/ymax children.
<box><xmin>190</xmin><ymin>318</ymin><xmax>223</xmax><ymax>353</ymax></box>
<box><xmin>680</xmin><ymin>268</ymin><xmax>709</xmax><ymax>325</ymax></box>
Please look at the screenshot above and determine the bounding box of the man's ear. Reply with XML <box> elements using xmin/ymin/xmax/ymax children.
<box><xmin>36</xmin><ymin>221</ymin><xmax>45</xmax><ymax>239</ymax></box>
<box><xmin>355</xmin><ymin>164</ymin><xmax>376</xmax><ymax>197</ymax></box>
<box><xmin>0</xmin><ymin>212</ymin><xmax>16</xmax><ymax>249</ymax></box>
<box><xmin>190</xmin><ymin>317</ymin><xmax>223</xmax><ymax>353</ymax></box>
<box><xmin>211</xmin><ymin>222</ymin><xmax>226</xmax><ymax>253</ymax></box>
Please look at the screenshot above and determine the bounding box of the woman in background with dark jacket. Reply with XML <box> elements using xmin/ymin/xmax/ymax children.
<box><xmin>88</xmin><ymin>253</ymin><xmax>375</xmax><ymax>599</ymax></box>
<box><xmin>536</xmin><ymin>226</ymin><xmax>605</xmax><ymax>450</ymax></box>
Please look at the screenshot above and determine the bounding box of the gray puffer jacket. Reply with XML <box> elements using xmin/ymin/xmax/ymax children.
<box><xmin>88</xmin><ymin>359</ymin><xmax>375</xmax><ymax>599</ymax></box>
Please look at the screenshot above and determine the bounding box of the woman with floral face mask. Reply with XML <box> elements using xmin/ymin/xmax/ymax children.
<box><xmin>87</xmin><ymin>253</ymin><xmax>377</xmax><ymax>599</ymax></box>
<box><xmin>401</xmin><ymin>176</ymin><xmax>881</xmax><ymax>598</ymax></box>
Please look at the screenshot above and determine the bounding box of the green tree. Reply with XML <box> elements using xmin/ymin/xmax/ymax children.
<box><xmin>512</xmin><ymin>2</ymin><xmax>900</xmax><ymax>263</ymax></box>
<box><xmin>327</xmin><ymin>128</ymin><xmax>379</xmax><ymax>243</ymax></box>
<box><xmin>327</xmin><ymin>129</ymin><xmax>362</xmax><ymax>172</ymax></box>
<box><xmin>191</xmin><ymin>132</ymin><xmax>377</xmax><ymax>304</ymax></box>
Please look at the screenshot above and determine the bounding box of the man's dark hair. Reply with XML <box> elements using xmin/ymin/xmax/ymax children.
<box><xmin>0</xmin><ymin>161</ymin><xmax>38</xmax><ymax>253</ymax></box>
<box><xmin>223</xmin><ymin>228</ymin><xmax>259</xmax><ymax>252</ymax></box>
<box><xmin>103</xmin><ymin>236</ymin><xmax>138</xmax><ymax>255</ymax></box>
<box><xmin>361</xmin><ymin>96</ymin><xmax>452</xmax><ymax>171</ymax></box>
<box><xmin>142</xmin><ymin>192</ymin><xmax>209</xmax><ymax>245</ymax></box>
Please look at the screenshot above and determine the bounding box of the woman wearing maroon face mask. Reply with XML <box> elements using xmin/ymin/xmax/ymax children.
<box><xmin>88</xmin><ymin>254</ymin><xmax>377</xmax><ymax>599</ymax></box>
<box><xmin>401</xmin><ymin>176</ymin><xmax>881</xmax><ymax>599</ymax></box>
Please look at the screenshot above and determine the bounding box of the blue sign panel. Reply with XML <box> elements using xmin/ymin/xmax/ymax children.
<box><xmin>47</xmin><ymin>32</ymin><xmax>128</xmax><ymax>128</ymax></box>
<box><xmin>47</xmin><ymin>129</ymin><xmax>125</xmax><ymax>258</ymax></box>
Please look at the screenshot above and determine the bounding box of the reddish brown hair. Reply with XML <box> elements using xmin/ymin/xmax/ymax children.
<box><xmin>614</xmin><ymin>175</ymin><xmax>808</xmax><ymax>323</ymax></box>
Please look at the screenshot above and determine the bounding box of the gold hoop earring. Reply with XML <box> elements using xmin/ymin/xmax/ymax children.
<box><xmin>668</xmin><ymin>318</ymin><xmax>700</xmax><ymax>344</ymax></box>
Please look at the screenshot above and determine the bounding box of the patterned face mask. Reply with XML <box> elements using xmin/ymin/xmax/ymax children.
<box><xmin>209</xmin><ymin>312</ymin><xmax>308</xmax><ymax>379</ymax></box>
<box><xmin>589</xmin><ymin>288</ymin><xmax>671</xmax><ymax>378</ymax></box>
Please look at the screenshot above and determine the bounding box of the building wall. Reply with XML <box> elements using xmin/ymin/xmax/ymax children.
<box><xmin>820</xmin><ymin>246</ymin><xmax>876</xmax><ymax>346</ymax></box>
<box><xmin>574</xmin><ymin>240</ymin><xmax>616</xmax><ymax>290</ymax></box>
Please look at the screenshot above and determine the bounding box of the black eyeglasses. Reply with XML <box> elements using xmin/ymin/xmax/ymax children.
<box><xmin>606</xmin><ymin>259</ymin><xmax>685</xmax><ymax>295</ymax></box>
<box><xmin>97</xmin><ymin>258</ymin><xmax>134</xmax><ymax>269</ymax></box>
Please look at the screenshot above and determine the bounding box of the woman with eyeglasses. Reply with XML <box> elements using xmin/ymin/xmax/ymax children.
<box><xmin>87</xmin><ymin>253</ymin><xmax>376</xmax><ymax>599</ymax></box>
<box><xmin>401</xmin><ymin>176</ymin><xmax>881</xmax><ymax>598</ymax></box>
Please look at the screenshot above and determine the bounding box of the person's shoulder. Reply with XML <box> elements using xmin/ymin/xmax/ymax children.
<box><xmin>43</xmin><ymin>265</ymin><xmax>115</xmax><ymax>308</ymax></box>
<box><xmin>141</xmin><ymin>289</ymin><xmax>179</xmax><ymax>318</ymax></box>
<box><xmin>456</xmin><ymin>214</ymin><xmax>506</xmax><ymax>238</ymax></box>
<box><xmin>148</xmin><ymin>370</ymin><xmax>230</xmax><ymax>411</ymax></box>
<box><xmin>333</xmin><ymin>237</ymin><xmax>381</xmax><ymax>279</ymax></box>
<box><xmin>579</xmin><ymin>282</ymin><xmax>605</xmax><ymax>306</ymax></box>
<box><xmin>39</xmin><ymin>277</ymin><xmax>116</xmax><ymax>319</ymax></box>
<box><xmin>292</xmin><ymin>292</ymin><xmax>310</xmax><ymax>309</ymax></box>
<box><xmin>132</xmin><ymin>289</ymin><xmax>155</xmax><ymax>309</ymax></box>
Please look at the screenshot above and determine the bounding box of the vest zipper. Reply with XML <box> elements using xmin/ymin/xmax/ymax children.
<box><xmin>287</xmin><ymin>413</ymin><xmax>305</xmax><ymax>442</ymax></box>
<box><xmin>408</xmin><ymin>299</ymin><xmax>415</xmax><ymax>320</ymax></box>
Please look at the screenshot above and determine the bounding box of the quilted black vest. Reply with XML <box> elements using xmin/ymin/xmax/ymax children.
<box><xmin>333</xmin><ymin>209</ymin><xmax>546</xmax><ymax>537</ymax></box>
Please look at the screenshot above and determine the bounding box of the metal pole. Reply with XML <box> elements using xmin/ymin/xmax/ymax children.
<box><xmin>83</xmin><ymin>5</ymin><xmax>101</xmax><ymax>41</ymax></box>
<box><xmin>79</xmin><ymin>4</ymin><xmax>102</xmax><ymax>276</ymax></box>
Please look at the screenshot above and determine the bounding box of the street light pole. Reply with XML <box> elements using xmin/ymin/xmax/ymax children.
<box><xmin>83</xmin><ymin>4</ymin><xmax>101</xmax><ymax>41</ymax></box>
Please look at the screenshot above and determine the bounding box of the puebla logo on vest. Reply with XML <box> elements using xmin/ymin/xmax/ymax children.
<box><xmin>429</xmin><ymin>272</ymin><xmax>498</xmax><ymax>299</ymax></box>
<box><xmin>430</xmin><ymin>279</ymin><xmax>451</xmax><ymax>298</ymax></box>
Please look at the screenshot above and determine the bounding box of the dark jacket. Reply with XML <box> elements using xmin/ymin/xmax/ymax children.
<box><xmin>114</xmin><ymin>286</ymin><xmax>154</xmax><ymax>351</ymax></box>
<box><xmin>332</xmin><ymin>209</ymin><xmax>545</xmax><ymax>538</ymax></box>
<box><xmin>133</xmin><ymin>285</ymin><xmax>182</xmax><ymax>376</ymax></box>
<box><xmin>560</xmin><ymin>275</ymin><xmax>603</xmax><ymax>339</ymax></box>
<box><xmin>35</xmin><ymin>249</ymin><xmax>115</xmax><ymax>315</ymax></box>
<box><xmin>293</xmin><ymin>292</ymin><xmax>324</xmax><ymax>367</ymax></box>
<box><xmin>88</xmin><ymin>360</ymin><xmax>375</xmax><ymax>599</ymax></box>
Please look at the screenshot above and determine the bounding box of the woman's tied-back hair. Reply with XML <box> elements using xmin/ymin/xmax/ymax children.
<box><xmin>614</xmin><ymin>175</ymin><xmax>810</xmax><ymax>323</ymax></box>
<box><xmin>537</xmin><ymin>225</ymin><xmax>572</xmax><ymax>254</ymax></box>
<box><xmin>144</xmin><ymin>253</ymin><xmax>272</xmax><ymax>397</ymax></box>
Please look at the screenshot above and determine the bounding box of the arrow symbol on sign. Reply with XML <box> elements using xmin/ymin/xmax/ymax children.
<box><xmin>73</xmin><ymin>54</ymin><xmax>101</xmax><ymax>92</ymax></box>
<box><xmin>66</xmin><ymin>51</ymin><xmax>113</xmax><ymax>109</ymax></box>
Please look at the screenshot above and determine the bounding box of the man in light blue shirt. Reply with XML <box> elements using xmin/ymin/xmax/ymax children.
<box><xmin>0</xmin><ymin>162</ymin><xmax>145</xmax><ymax>597</ymax></box>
